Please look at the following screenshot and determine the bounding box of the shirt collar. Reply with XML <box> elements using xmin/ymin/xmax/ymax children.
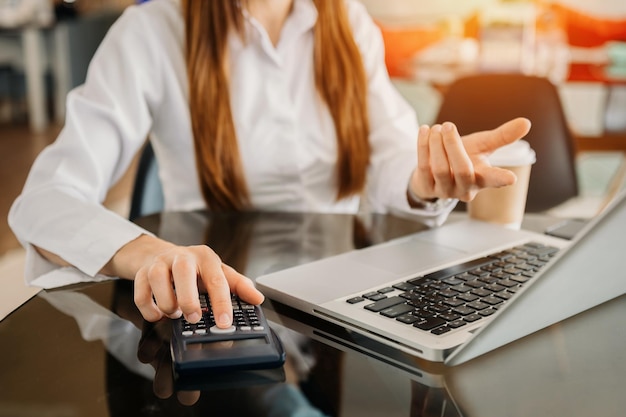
<box><xmin>239</xmin><ymin>0</ymin><xmax>318</xmax><ymax>53</ymax></box>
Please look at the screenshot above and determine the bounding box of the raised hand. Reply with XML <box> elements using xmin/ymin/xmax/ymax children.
<box><xmin>410</xmin><ymin>117</ymin><xmax>531</xmax><ymax>203</ymax></box>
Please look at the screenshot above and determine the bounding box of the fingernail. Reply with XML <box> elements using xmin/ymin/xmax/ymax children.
<box><xmin>217</xmin><ymin>313</ymin><xmax>232</xmax><ymax>327</ymax></box>
<box><xmin>442</xmin><ymin>122</ymin><xmax>453</xmax><ymax>132</ymax></box>
<box><xmin>187</xmin><ymin>312</ymin><xmax>201</xmax><ymax>323</ymax></box>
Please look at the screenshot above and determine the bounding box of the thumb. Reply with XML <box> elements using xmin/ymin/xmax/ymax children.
<box><xmin>466</xmin><ymin>117</ymin><xmax>532</xmax><ymax>154</ymax></box>
<box><xmin>478</xmin><ymin>166</ymin><xmax>518</xmax><ymax>189</ymax></box>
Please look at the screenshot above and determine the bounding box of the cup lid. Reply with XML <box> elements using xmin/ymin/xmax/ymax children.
<box><xmin>488</xmin><ymin>140</ymin><xmax>536</xmax><ymax>167</ymax></box>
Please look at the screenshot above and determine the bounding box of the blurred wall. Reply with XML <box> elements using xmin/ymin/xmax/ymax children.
<box><xmin>552</xmin><ymin>0</ymin><xmax>626</xmax><ymax>18</ymax></box>
<box><xmin>358</xmin><ymin>0</ymin><xmax>497</xmax><ymax>22</ymax></box>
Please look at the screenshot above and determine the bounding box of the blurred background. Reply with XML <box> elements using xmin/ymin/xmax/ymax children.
<box><xmin>1</xmin><ymin>0</ymin><xmax>625</xmax><ymax>267</ymax></box>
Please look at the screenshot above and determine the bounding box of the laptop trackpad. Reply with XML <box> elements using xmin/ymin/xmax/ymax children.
<box><xmin>348</xmin><ymin>238</ymin><xmax>466</xmax><ymax>276</ymax></box>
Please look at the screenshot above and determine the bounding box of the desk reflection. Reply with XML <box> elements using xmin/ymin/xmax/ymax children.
<box><xmin>10</xmin><ymin>210</ymin><xmax>625</xmax><ymax>416</ymax></box>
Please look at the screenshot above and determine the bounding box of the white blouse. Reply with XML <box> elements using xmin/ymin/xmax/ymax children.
<box><xmin>9</xmin><ymin>0</ymin><xmax>455</xmax><ymax>288</ymax></box>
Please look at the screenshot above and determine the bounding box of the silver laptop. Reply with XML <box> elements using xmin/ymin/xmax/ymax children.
<box><xmin>257</xmin><ymin>190</ymin><xmax>626</xmax><ymax>366</ymax></box>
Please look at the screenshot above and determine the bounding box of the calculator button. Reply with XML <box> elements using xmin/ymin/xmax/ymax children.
<box><xmin>252</xmin><ymin>326</ymin><xmax>265</xmax><ymax>331</ymax></box>
<box><xmin>194</xmin><ymin>329</ymin><xmax>207</xmax><ymax>335</ymax></box>
<box><xmin>239</xmin><ymin>326</ymin><xmax>252</xmax><ymax>331</ymax></box>
<box><xmin>210</xmin><ymin>325</ymin><xmax>237</xmax><ymax>334</ymax></box>
<box><xmin>182</xmin><ymin>330</ymin><xmax>194</xmax><ymax>337</ymax></box>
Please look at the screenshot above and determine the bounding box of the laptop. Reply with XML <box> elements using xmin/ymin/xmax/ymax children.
<box><xmin>256</xmin><ymin>189</ymin><xmax>626</xmax><ymax>365</ymax></box>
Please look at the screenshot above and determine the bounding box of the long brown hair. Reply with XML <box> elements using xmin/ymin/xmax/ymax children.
<box><xmin>182</xmin><ymin>0</ymin><xmax>370</xmax><ymax>211</ymax></box>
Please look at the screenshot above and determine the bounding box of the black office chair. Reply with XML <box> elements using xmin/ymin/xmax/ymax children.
<box><xmin>129</xmin><ymin>141</ymin><xmax>164</xmax><ymax>221</ymax></box>
<box><xmin>435</xmin><ymin>73</ymin><xmax>579</xmax><ymax>212</ymax></box>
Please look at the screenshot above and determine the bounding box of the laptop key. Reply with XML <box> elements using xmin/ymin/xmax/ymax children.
<box><xmin>443</xmin><ymin>298</ymin><xmax>465</xmax><ymax>307</ymax></box>
<box><xmin>438</xmin><ymin>289</ymin><xmax>460</xmax><ymax>298</ymax></box>
<box><xmin>407</xmin><ymin>299</ymin><xmax>430</xmax><ymax>310</ymax></box>
<box><xmin>414</xmin><ymin>316</ymin><xmax>446</xmax><ymax>331</ymax></box>
<box><xmin>405</xmin><ymin>276</ymin><xmax>432</xmax><ymax>287</ymax></box>
<box><xmin>466</xmin><ymin>301</ymin><xmax>490</xmax><ymax>310</ymax></box>
<box><xmin>466</xmin><ymin>280</ymin><xmax>485</xmax><ymax>289</ymax></box>
<box><xmin>451</xmin><ymin>284</ymin><xmax>473</xmax><ymax>293</ymax></box>
<box><xmin>510</xmin><ymin>275</ymin><xmax>530</xmax><ymax>283</ymax></box>
<box><xmin>364</xmin><ymin>296</ymin><xmax>405</xmax><ymax>312</ymax></box>
<box><xmin>463</xmin><ymin>314</ymin><xmax>483</xmax><ymax>323</ymax></box>
<box><xmin>469</xmin><ymin>268</ymin><xmax>490</xmax><ymax>277</ymax></box>
<box><xmin>431</xmin><ymin>326</ymin><xmax>452</xmax><ymax>335</ymax></box>
<box><xmin>479</xmin><ymin>308</ymin><xmax>497</xmax><ymax>316</ymax></box>
<box><xmin>414</xmin><ymin>308</ymin><xmax>436</xmax><ymax>318</ymax></box>
<box><xmin>482</xmin><ymin>295</ymin><xmax>504</xmax><ymax>305</ymax></box>
<box><xmin>423</xmin><ymin>294</ymin><xmax>446</xmax><ymax>304</ymax></box>
<box><xmin>396</xmin><ymin>313</ymin><xmax>419</xmax><ymax>324</ymax></box>
<box><xmin>514</xmin><ymin>263</ymin><xmax>534</xmax><ymax>271</ymax></box>
<box><xmin>392</xmin><ymin>282</ymin><xmax>416</xmax><ymax>291</ymax></box>
<box><xmin>471</xmin><ymin>288</ymin><xmax>492</xmax><ymax>297</ymax></box>
<box><xmin>448</xmin><ymin>319</ymin><xmax>467</xmax><ymax>329</ymax></box>
<box><xmin>455</xmin><ymin>272</ymin><xmax>474</xmax><ymax>281</ymax></box>
<box><xmin>528</xmin><ymin>246</ymin><xmax>559</xmax><ymax>257</ymax></box>
<box><xmin>365</xmin><ymin>293</ymin><xmax>387</xmax><ymax>301</ymax></box>
<box><xmin>457</xmin><ymin>293</ymin><xmax>479</xmax><ymax>302</ymax></box>
<box><xmin>452</xmin><ymin>306</ymin><xmax>476</xmax><ymax>316</ymax></box>
<box><xmin>494</xmin><ymin>291</ymin><xmax>513</xmax><ymax>300</ymax></box>
<box><xmin>380</xmin><ymin>303</ymin><xmax>414</xmax><ymax>318</ymax></box>
<box><xmin>498</xmin><ymin>278</ymin><xmax>519</xmax><ymax>288</ymax></box>
<box><xmin>429</xmin><ymin>303</ymin><xmax>449</xmax><ymax>313</ymax></box>
<box><xmin>485</xmin><ymin>283</ymin><xmax>506</xmax><ymax>292</ymax></box>
<box><xmin>439</xmin><ymin>312</ymin><xmax>461</xmax><ymax>322</ymax></box>
<box><xmin>346</xmin><ymin>296</ymin><xmax>365</xmax><ymax>304</ymax></box>
<box><xmin>443</xmin><ymin>277</ymin><xmax>464</xmax><ymax>285</ymax></box>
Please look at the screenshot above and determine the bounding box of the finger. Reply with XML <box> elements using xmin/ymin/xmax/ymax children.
<box><xmin>152</xmin><ymin>347</ymin><xmax>174</xmax><ymax>400</ymax></box>
<box><xmin>477</xmin><ymin>166</ymin><xmax>518</xmax><ymax>189</ymax></box>
<box><xmin>465</xmin><ymin>117</ymin><xmax>531</xmax><ymax>154</ymax></box>
<box><xmin>428</xmin><ymin>124</ymin><xmax>454</xmax><ymax>194</ymax></box>
<box><xmin>134</xmin><ymin>268</ymin><xmax>164</xmax><ymax>322</ymax></box>
<box><xmin>223</xmin><ymin>264</ymin><xmax>265</xmax><ymax>305</ymax></box>
<box><xmin>147</xmin><ymin>261</ymin><xmax>179</xmax><ymax>317</ymax></box>
<box><xmin>416</xmin><ymin>125</ymin><xmax>435</xmax><ymax>194</ymax></box>
<box><xmin>441</xmin><ymin>122</ymin><xmax>475</xmax><ymax>197</ymax></box>
<box><xmin>137</xmin><ymin>321</ymin><xmax>165</xmax><ymax>364</ymax></box>
<box><xmin>196</xmin><ymin>246</ymin><xmax>233</xmax><ymax>328</ymax></box>
<box><xmin>177</xmin><ymin>390</ymin><xmax>201</xmax><ymax>406</ymax></box>
<box><xmin>171</xmin><ymin>254</ymin><xmax>201</xmax><ymax>323</ymax></box>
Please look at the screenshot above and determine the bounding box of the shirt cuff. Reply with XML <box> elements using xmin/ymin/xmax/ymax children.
<box><xmin>24</xmin><ymin>245</ymin><xmax>116</xmax><ymax>289</ymax></box>
<box><xmin>389</xmin><ymin>197</ymin><xmax>457</xmax><ymax>227</ymax></box>
<box><xmin>406</xmin><ymin>187</ymin><xmax>456</xmax><ymax>213</ymax></box>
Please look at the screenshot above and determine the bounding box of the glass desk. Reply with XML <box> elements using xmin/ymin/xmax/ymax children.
<box><xmin>1</xmin><ymin>211</ymin><xmax>625</xmax><ymax>417</ymax></box>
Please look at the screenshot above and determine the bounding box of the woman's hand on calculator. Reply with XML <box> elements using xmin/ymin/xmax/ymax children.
<box><xmin>101</xmin><ymin>234</ymin><xmax>265</xmax><ymax>326</ymax></box>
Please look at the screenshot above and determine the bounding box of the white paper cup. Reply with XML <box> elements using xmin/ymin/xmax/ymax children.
<box><xmin>468</xmin><ymin>140</ymin><xmax>536</xmax><ymax>229</ymax></box>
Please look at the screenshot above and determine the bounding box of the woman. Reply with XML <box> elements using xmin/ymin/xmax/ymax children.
<box><xmin>9</xmin><ymin>0</ymin><xmax>530</xmax><ymax>329</ymax></box>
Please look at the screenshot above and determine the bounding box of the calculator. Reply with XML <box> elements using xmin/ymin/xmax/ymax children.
<box><xmin>170</xmin><ymin>294</ymin><xmax>286</xmax><ymax>376</ymax></box>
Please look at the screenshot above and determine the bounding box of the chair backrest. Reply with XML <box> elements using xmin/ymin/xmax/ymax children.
<box><xmin>435</xmin><ymin>73</ymin><xmax>578</xmax><ymax>212</ymax></box>
<box><xmin>62</xmin><ymin>10</ymin><xmax>121</xmax><ymax>88</ymax></box>
<box><xmin>129</xmin><ymin>141</ymin><xmax>164</xmax><ymax>221</ymax></box>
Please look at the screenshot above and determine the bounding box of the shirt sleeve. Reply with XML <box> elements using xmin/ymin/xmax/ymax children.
<box><xmin>8</xmin><ymin>6</ymin><xmax>162</xmax><ymax>288</ymax></box>
<box><xmin>346</xmin><ymin>1</ymin><xmax>457</xmax><ymax>227</ymax></box>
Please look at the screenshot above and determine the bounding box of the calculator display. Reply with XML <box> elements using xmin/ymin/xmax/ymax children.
<box><xmin>190</xmin><ymin>337</ymin><xmax>268</xmax><ymax>351</ymax></box>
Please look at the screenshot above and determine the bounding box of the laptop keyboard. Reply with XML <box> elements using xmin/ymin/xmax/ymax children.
<box><xmin>345</xmin><ymin>242</ymin><xmax>559</xmax><ymax>336</ymax></box>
